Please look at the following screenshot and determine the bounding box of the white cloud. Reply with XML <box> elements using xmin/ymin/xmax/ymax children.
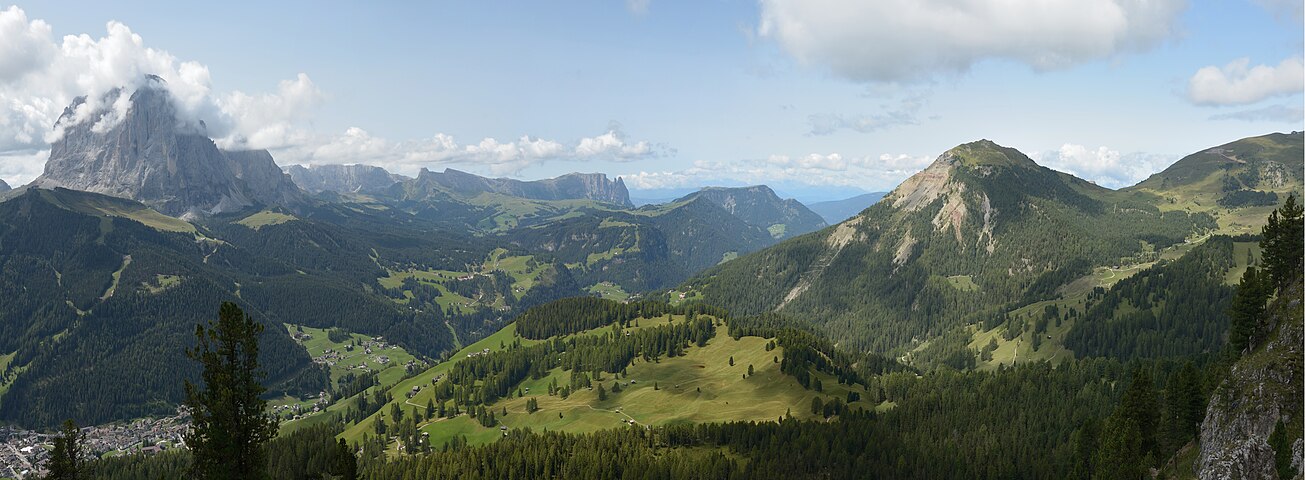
<box><xmin>575</xmin><ymin>129</ymin><xmax>653</xmax><ymax>158</ymax></box>
<box><xmin>1208</xmin><ymin>104</ymin><xmax>1305</xmax><ymax>122</ymax></box>
<box><xmin>1187</xmin><ymin>57</ymin><xmax>1305</xmax><ymax>106</ymax></box>
<box><xmin>1034</xmin><ymin>144</ymin><xmax>1171</xmax><ymax>188</ymax></box>
<box><xmin>297</xmin><ymin>127</ymin><xmax>662</xmax><ymax>177</ymax></box>
<box><xmin>0</xmin><ymin>148</ymin><xmax>47</xmax><ymax>187</ymax></box>
<box><xmin>0</xmin><ymin>5</ymin><xmax>324</xmax><ymax>183</ymax></box>
<box><xmin>0</xmin><ymin>6</ymin><xmax>663</xmax><ymax>181</ymax></box>
<box><xmin>756</xmin><ymin>0</ymin><xmax>1186</xmax><ymax>82</ymax></box>
<box><xmin>621</xmin><ymin>152</ymin><xmax>931</xmax><ymax>190</ymax></box>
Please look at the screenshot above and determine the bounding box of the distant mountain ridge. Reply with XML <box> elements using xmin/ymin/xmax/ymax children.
<box><xmin>0</xmin><ymin>179</ymin><xmax>9</xmax><ymax>192</ymax></box>
<box><xmin>31</xmin><ymin>76</ymin><xmax>304</xmax><ymax>218</ymax></box>
<box><xmin>285</xmin><ymin>164</ymin><xmax>405</xmax><ymax>194</ymax></box>
<box><xmin>409</xmin><ymin>167</ymin><xmax>632</xmax><ymax>206</ymax></box>
<box><xmin>807</xmin><ymin>192</ymin><xmax>888</xmax><ymax>224</ymax></box>
<box><xmin>673</xmin><ymin>185</ymin><xmax>827</xmax><ymax>239</ymax></box>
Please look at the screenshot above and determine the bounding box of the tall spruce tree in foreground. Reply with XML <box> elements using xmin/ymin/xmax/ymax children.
<box><xmin>1261</xmin><ymin>194</ymin><xmax>1303</xmax><ymax>293</ymax></box>
<box><xmin>184</xmin><ymin>302</ymin><xmax>278</xmax><ymax>479</ymax></box>
<box><xmin>1229</xmin><ymin>266</ymin><xmax>1271</xmax><ymax>353</ymax></box>
<box><xmin>44</xmin><ymin>420</ymin><xmax>83</xmax><ymax>480</ymax></box>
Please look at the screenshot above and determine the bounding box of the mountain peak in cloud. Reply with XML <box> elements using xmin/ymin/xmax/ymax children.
<box><xmin>34</xmin><ymin>80</ymin><xmax>304</xmax><ymax>217</ymax></box>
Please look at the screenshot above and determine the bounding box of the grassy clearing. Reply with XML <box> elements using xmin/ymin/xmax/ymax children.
<box><xmin>236</xmin><ymin>210</ymin><xmax>298</xmax><ymax>230</ymax></box>
<box><xmin>99</xmin><ymin>255</ymin><xmax>132</xmax><ymax>301</ymax></box>
<box><xmin>767</xmin><ymin>224</ymin><xmax>787</xmax><ymax>238</ymax></box>
<box><xmin>945</xmin><ymin>275</ymin><xmax>979</xmax><ymax>292</ymax></box>
<box><xmin>586</xmin><ymin>282</ymin><xmax>630</xmax><ymax>301</ymax></box>
<box><xmin>668</xmin><ymin>289</ymin><xmax>704</xmax><ymax>306</ymax></box>
<box><xmin>970</xmin><ymin>295</ymin><xmax>1084</xmax><ymax>371</ymax></box>
<box><xmin>1225</xmin><ymin>241</ymin><xmax>1262</xmax><ymax>285</ymax></box>
<box><xmin>142</xmin><ymin>274</ymin><xmax>182</xmax><ymax>294</ymax></box>
<box><xmin>719</xmin><ymin>251</ymin><xmax>739</xmax><ymax>264</ymax></box>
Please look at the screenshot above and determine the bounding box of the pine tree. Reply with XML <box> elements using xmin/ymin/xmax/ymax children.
<box><xmin>184</xmin><ymin>302</ymin><xmax>279</xmax><ymax>480</ymax></box>
<box><xmin>1093</xmin><ymin>413</ymin><xmax>1144</xmax><ymax>480</ymax></box>
<box><xmin>597</xmin><ymin>383</ymin><xmax>607</xmax><ymax>401</ymax></box>
<box><xmin>334</xmin><ymin>438</ymin><xmax>360</xmax><ymax>480</ymax></box>
<box><xmin>43</xmin><ymin>420</ymin><xmax>82</xmax><ymax>480</ymax></box>
<box><xmin>1260</xmin><ymin>194</ymin><xmax>1303</xmax><ymax>292</ymax></box>
<box><xmin>1229</xmin><ymin>266</ymin><xmax>1271</xmax><ymax>353</ymax></box>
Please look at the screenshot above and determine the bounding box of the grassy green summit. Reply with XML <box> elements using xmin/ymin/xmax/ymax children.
<box><xmin>947</xmin><ymin>139</ymin><xmax>1042</xmax><ymax>169</ymax></box>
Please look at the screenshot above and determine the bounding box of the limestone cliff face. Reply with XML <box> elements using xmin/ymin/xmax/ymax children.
<box><xmin>33</xmin><ymin>77</ymin><xmax>304</xmax><ymax>217</ymax></box>
<box><xmin>285</xmin><ymin>164</ymin><xmax>404</xmax><ymax>194</ymax></box>
<box><xmin>1198</xmin><ymin>283</ymin><xmax>1304</xmax><ymax>480</ymax></box>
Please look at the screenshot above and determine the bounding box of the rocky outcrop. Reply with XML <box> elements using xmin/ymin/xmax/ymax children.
<box><xmin>285</xmin><ymin>164</ymin><xmax>405</xmax><ymax>194</ymax></box>
<box><xmin>1198</xmin><ymin>283</ymin><xmax>1304</xmax><ymax>480</ymax></box>
<box><xmin>676</xmin><ymin>186</ymin><xmax>827</xmax><ymax>239</ymax></box>
<box><xmin>32</xmin><ymin>76</ymin><xmax>304</xmax><ymax>217</ymax></box>
<box><xmin>0</xmin><ymin>179</ymin><xmax>9</xmax><ymax>192</ymax></box>
<box><xmin>407</xmin><ymin>168</ymin><xmax>632</xmax><ymax>206</ymax></box>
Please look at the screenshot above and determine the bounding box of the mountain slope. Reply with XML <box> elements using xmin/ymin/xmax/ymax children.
<box><xmin>674</xmin><ymin>186</ymin><xmax>827</xmax><ymax>239</ymax></box>
<box><xmin>683</xmin><ymin>139</ymin><xmax>1215</xmax><ymax>353</ymax></box>
<box><xmin>808</xmin><ymin>192</ymin><xmax>887</xmax><ymax>224</ymax></box>
<box><xmin>1126</xmin><ymin>131</ymin><xmax>1304</xmax><ymax>234</ymax></box>
<box><xmin>0</xmin><ymin>179</ymin><xmax>9</xmax><ymax>192</ymax></box>
<box><xmin>31</xmin><ymin>76</ymin><xmax>305</xmax><ymax>217</ymax></box>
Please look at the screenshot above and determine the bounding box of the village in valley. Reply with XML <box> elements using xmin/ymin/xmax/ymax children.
<box><xmin>0</xmin><ymin>411</ymin><xmax>188</xmax><ymax>479</ymax></box>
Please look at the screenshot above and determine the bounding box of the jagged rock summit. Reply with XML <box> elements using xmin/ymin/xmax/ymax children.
<box><xmin>32</xmin><ymin>75</ymin><xmax>304</xmax><ymax>218</ymax></box>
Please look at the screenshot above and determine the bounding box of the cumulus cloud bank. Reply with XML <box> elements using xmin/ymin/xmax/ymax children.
<box><xmin>1187</xmin><ymin>57</ymin><xmax>1305</xmax><ymax>106</ymax></box>
<box><xmin>757</xmin><ymin>0</ymin><xmax>1186</xmax><ymax>82</ymax></box>
<box><xmin>0</xmin><ymin>5</ymin><xmax>324</xmax><ymax>174</ymax></box>
<box><xmin>1035</xmin><ymin>144</ymin><xmax>1172</xmax><ymax>189</ymax></box>
<box><xmin>298</xmin><ymin>126</ymin><xmax>662</xmax><ymax>176</ymax></box>
<box><xmin>0</xmin><ymin>6</ymin><xmax>663</xmax><ymax>184</ymax></box>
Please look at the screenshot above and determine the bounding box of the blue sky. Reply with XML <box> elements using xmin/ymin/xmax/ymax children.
<box><xmin>0</xmin><ymin>0</ymin><xmax>1301</xmax><ymax>201</ymax></box>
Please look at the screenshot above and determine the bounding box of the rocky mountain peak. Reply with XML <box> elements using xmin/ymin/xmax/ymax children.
<box><xmin>33</xmin><ymin>76</ymin><xmax>304</xmax><ymax>218</ymax></box>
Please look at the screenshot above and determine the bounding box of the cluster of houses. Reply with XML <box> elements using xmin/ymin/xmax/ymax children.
<box><xmin>1</xmin><ymin>409</ymin><xmax>190</xmax><ymax>479</ymax></box>
<box><xmin>273</xmin><ymin>397</ymin><xmax>329</xmax><ymax>421</ymax></box>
